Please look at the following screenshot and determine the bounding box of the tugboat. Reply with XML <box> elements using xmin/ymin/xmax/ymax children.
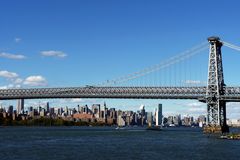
<box><xmin>146</xmin><ymin>125</ymin><xmax>162</xmax><ymax>131</ymax></box>
<box><xmin>115</xmin><ymin>126</ymin><xmax>126</xmax><ymax>130</ymax></box>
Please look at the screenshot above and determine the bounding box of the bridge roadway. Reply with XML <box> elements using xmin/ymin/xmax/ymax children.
<box><xmin>1</xmin><ymin>86</ymin><xmax>240</xmax><ymax>102</ymax></box>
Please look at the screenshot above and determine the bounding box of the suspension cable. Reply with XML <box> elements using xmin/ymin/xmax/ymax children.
<box><xmin>98</xmin><ymin>41</ymin><xmax>208</xmax><ymax>86</ymax></box>
<box><xmin>222</xmin><ymin>41</ymin><xmax>240</xmax><ymax>51</ymax></box>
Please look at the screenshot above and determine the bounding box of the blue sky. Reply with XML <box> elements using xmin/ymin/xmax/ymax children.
<box><xmin>0</xmin><ymin>0</ymin><xmax>240</xmax><ymax>118</ymax></box>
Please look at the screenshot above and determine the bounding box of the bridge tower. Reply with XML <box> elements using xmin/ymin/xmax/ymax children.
<box><xmin>204</xmin><ymin>36</ymin><xmax>229</xmax><ymax>133</ymax></box>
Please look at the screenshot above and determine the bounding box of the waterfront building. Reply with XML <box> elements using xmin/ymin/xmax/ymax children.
<box><xmin>7</xmin><ymin>105</ymin><xmax>13</xmax><ymax>115</ymax></box>
<box><xmin>64</xmin><ymin>106</ymin><xmax>69</xmax><ymax>115</ymax></box>
<box><xmin>38</xmin><ymin>106</ymin><xmax>42</xmax><ymax>114</ymax></box>
<box><xmin>92</xmin><ymin>104</ymin><xmax>100</xmax><ymax>118</ymax></box>
<box><xmin>156</xmin><ymin>104</ymin><xmax>162</xmax><ymax>126</ymax></box>
<box><xmin>17</xmin><ymin>99</ymin><xmax>24</xmax><ymax>115</ymax></box>
<box><xmin>167</xmin><ymin>116</ymin><xmax>174</xmax><ymax>126</ymax></box>
<box><xmin>73</xmin><ymin>113</ymin><xmax>92</xmax><ymax>122</ymax></box>
<box><xmin>162</xmin><ymin>117</ymin><xmax>168</xmax><ymax>126</ymax></box>
<box><xmin>81</xmin><ymin>105</ymin><xmax>89</xmax><ymax>114</ymax></box>
<box><xmin>40</xmin><ymin>109</ymin><xmax>45</xmax><ymax>117</ymax></box>
<box><xmin>197</xmin><ymin>115</ymin><xmax>206</xmax><ymax>127</ymax></box>
<box><xmin>77</xmin><ymin>105</ymin><xmax>80</xmax><ymax>112</ymax></box>
<box><xmin>49</xmin><ymin>108</ymin><xmax>55</xmax><ymax>115</ymax></box>
<box><xmin>227</xmin><ymin>119</ymin><xmax>240</xmax><ymax>127</ymax></box>
<box><xmin>173</xmin><ymin>114</ymin><xmax>181</xmax><ymax>126</ymax></box>
<box><xmin>117</xmin><ymin>115</ymin><xmax>126</xmax><ymax>126</ymax></box>
<box><xmin>147</xmin><ymin>112</ymin><xmax>153</xmax><ymax>127</ymax></box>
<box><xmin>46</xmin><ymin>102</ymin><xmax>50</xmax><ymax>113</ymax></box>
<box><xmin>182</xmin><ymin>115</ymin><xmax>194</xmax><ymax>126</ymax></box>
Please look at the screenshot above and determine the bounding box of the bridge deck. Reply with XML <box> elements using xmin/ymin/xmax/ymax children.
<box><xmin>0</xmin><ymin>86</ymin><xmax>240</xmax><ymax>101</ymax></box>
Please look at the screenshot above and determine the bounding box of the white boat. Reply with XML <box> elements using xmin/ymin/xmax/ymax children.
<box><xmin>115</xmin><ymin>126</ymin><xmax>126</xmax><ymax>130</ymax></box>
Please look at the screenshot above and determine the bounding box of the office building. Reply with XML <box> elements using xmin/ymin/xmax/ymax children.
<box><xmin>155</xmin><ymin>104</ymin><xmax>162</xmax><ymax>126</ymax></box>
<box><xmin>17</xmin><ymin>99</ymin><xmax>24</xmax><ymax>114</ymax></box>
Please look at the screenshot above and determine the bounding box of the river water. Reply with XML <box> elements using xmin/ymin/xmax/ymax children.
<box><xmin>0</xmin><ymin>127</ymin><xmax>240</xmax><ymax>160</ymax></box>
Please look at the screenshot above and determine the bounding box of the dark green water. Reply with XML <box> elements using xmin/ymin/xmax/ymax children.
<box><xmin>0</xmin><ymin>127</ymin><xmax>240</xmax><ymax>160</ymax></box>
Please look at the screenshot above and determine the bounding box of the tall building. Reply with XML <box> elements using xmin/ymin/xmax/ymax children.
<box><xmin>7</xmin><ymin>105</ymin><xmax>14</xmax><ymax>114</ymax></box>
<box><xmin>147</xmin><ymin>112</ymin><xmax>153</xmax><ymax>127</ymax></box>
<box><xmin>64</xmin><ymin>106</ymin><xmax>69</xmax><ymax>115</ymax></box>
<box><xmin>92</xmin><ymin>104</ymin><xmax>100</xmax><ymax>118</ymax></box>
<box><xmin>155</xmin><ymin>104</ymin><xmax>162</xmax><ymax>126</ymax></box>
<box><xmin>173</xmin><ymin>114</ymin><xmax>181</xmax><ymax>126</ymax></box>
<box><xmin>46</xmin><ymin>102</ymin><xmax>50</xmax><ymax>113</ymax></box>
<box><xmin>17</xmin><ymin>99</ymin><xmax>24</xmax><ymax>114</ymax></box>
<box><xmin>117</xmin><ymin>115</ymin><xmax>126</xmax><ymax>126</ymax></box>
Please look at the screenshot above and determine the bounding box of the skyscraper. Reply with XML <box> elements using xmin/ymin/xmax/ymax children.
<box><xmin>7</xmin><ymin>105</ymin><xmax>14</xmax><ymax>114</ymax></box>
<box><xmin>46</xmin><ymin>102</ymin><xmax>50</xmax><ymax>113</ymax></box>
<box><xmin>147</xmin><ymin>112</ymin><xmax>153</xmax><ymax>127</ymax></box>
<box><xmin>17</xmin><ymin>99</ymin><xmax>24</xmax><ymax>114</ymax></box>
<box><xmin>92</xmin><ymin>104</ymin><xmax>100</xmax><ymax>118</ymax></box>
<box><xmin>155</xmin><ymin>104</ymin><xmax>162</xmax><ymax>126</ymax></box>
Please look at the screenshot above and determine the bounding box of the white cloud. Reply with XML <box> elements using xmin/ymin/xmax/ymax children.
<box><xmin>15</xmin><ymin>84</ymin><xmax>21</xmax><ymax>88</ymax></box>
<box><xmin>14</xmin><ymin>37</ymin><xmax>21</xmax><ymax>43</ymax></box>
<box><xmin>0</xmin><ymin>52</ymin><xmax>26</xmax><ymax>59</ymax></box>
<box><xmin>41</xmin><ymin>50</ymin><xmax>67</xmax><ymax>58</ymax></box>
<box><xmin>70</xmin><ymin>98</ymin><xmax>84</xmax><ymax>103</ymax></box>
<box><xmin>0</xmin><ymin>85</ymin><xmax>8</xmax><ymax>89</ymax></box>
<box><xmin>188</xmin><ymin>107</ymin><xmax>205</xmax><ymax>112</ymax></box>
<box><xmin>23</xmin><ymin>75</ymin><xmax>48</xmax><ymax>86</ymax></box>
<box><xmin>186</xmin><ymin>102</ymin><xmax>204</xmax><ymax>108</ymax></box>
<box><xmin>0</xmin><ymin>84</ymin><xmax>21</xmax><ymax>89</ymax></box>
<box><xmin>59</xmin><ymin>98</ymin><xmax>103</xmax><ymax>104</ymax></box>
<box><xmin>184</xmin><ymin>80</ymin><xmax>206</xmax><ymax>85</ymax></box>
<box><xmin>226</xmin><ymin>102</ymin><xmax>240</xmax><ymax>119</ymax></box>
<box><xmin>0</xmin><ymin>70</ymin><xmax>18</xmax><ymax>79</ymax></box>
<box><xmin>13</xmin><ymin>78</ymin><xmax>23</xmax><ymax>84</ymax></box>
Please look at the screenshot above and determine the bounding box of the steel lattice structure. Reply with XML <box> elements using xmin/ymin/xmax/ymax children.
<box><xmin>206</xmin><ymin>37</ymin><xmax>228</xmax><ymax>132</ymax></box>
<box><xmin>1</xmin><ymin>86</ymin><xmax>240</xmax><ymax>100</ymax></box>
<box><xmin>0</xmin><ymin>37</ymin><xmax>239</xmax><ymax>132</ymax></box>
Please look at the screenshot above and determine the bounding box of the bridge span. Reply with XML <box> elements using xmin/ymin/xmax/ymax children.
<box><xmin>1</xmin><ymin>86</ymin><xmax>240</xmax><ymax>102</ymax></box>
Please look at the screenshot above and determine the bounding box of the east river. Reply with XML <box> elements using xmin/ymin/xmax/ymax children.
<box><xmin>0</xmin><ymin>127</ymin><xmax>240</xmax><ymax>160</ymax></box>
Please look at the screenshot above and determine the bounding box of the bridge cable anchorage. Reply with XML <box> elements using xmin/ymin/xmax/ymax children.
<box><xmin>97</xmin><ymin>41</ymin><xmax>208</xmax><ymax>86</ymax></box>
<box><xmin>221</xmin><ymin>41</ymin><xmax>240</xmax><ymax>51</ymax></box>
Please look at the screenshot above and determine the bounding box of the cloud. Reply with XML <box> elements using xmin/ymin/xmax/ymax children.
<box><xmin>41</xmin><ymin>50</ymin><xmax>67</xmax><ymax>58</ymax></box>
<box><xmin>70</xmin><ymin>98</ymin><xmax>84</xmax><ymax>103</ymax></box>
<box><xmin>188</xmin><ymin>107</ymin><xmax>205</xmax><ymax>113</ymax></box>
<box><xmin>184</xmin><ymin>80</ymin><xmax>206</xmax><ymax>85</ymax></box>
<box><xmin>59</xmin><ymin>98</ymin><xmax>104</xmax><ymax>104</ymax></box>
<box><xmin>13</xmin><ymin>78</ymin><xmax>23</xmax><ymax>84</ymax></box>
<box><xmin>0</xmin><ymin>70</ymin><xmax>18</xmax><ymax>79</ymax></box>
<box><xmin>14</xmin><ymin>37</ymin><xmax>21</xmax><ymax>43</ymax></box>
<box><xmin>0</xmin><ymin>52</ymin><xmax>26</xmax><ymax>59</ymax></box>
<box><xmin>23</xmin><ymin>75</ymin><xmax>48</xmax><ymax>86</ymax></box>
<box><xmin>0</xmin><ymin>84</ymin><xmax>21</xmax><ymax>89</ymax></box>
<box><xmin>186</xmin><ymin>102</ymin><xmax>204</xmax><ymax>108</ymax></box>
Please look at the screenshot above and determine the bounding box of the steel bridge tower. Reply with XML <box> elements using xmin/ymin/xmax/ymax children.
<box><xmin>205</xmin><ymin>36</ymin><xmax>229</xmax><ymax>133</ymax></box>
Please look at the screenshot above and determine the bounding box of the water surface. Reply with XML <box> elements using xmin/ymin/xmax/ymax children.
<box><xmin>0</xmin><ymin>127</ymin><xmax>240</xmax><ymax>160</ymax></box>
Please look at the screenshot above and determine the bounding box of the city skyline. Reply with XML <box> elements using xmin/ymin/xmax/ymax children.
<box><xmin>1</xmin><ymin>1</ymin><xmax>240</xmax><ymax>119</ymax></box>
<box><xmin>0</xmin><ymin>101</ymin><xmax>210</xmax><ymax>127</ymax></box>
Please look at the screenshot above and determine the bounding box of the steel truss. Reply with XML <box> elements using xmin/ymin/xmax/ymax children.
<box><xmin>206</xmin><ymin>37</ymin><xmax>227</xmax><ymax>132</ymax></box>
<box><xmin>0</xmin><ymin>86</ymin><xmax>240</xmax><ymax>101</ymax></box>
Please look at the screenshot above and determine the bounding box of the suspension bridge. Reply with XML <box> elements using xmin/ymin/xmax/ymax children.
<box><xmin>1</xmin><ymin>36</ymin><xmax>240</xmax><ymax>133</ymax></box>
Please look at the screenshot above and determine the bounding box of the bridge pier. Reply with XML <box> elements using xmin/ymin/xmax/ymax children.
<box><xmin>205</xmin><ymin>36</ymin><xmax>229</xmax><ymax>133</ymax></box>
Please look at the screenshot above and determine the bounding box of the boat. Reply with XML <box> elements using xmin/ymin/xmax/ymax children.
<box><xmin>146</xmin><ymin>126</ymin><xmax>162</xmax><ymax>131</ymax></box>
<box><xmin>219</xmin><ymin>133</ymin><xmax>240</xmax><ymax>140</ymax></box>
<box><xmin>115</xmin><ymin>126</ymin><xmax>126</xmax><ymax>130</ymax></box>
